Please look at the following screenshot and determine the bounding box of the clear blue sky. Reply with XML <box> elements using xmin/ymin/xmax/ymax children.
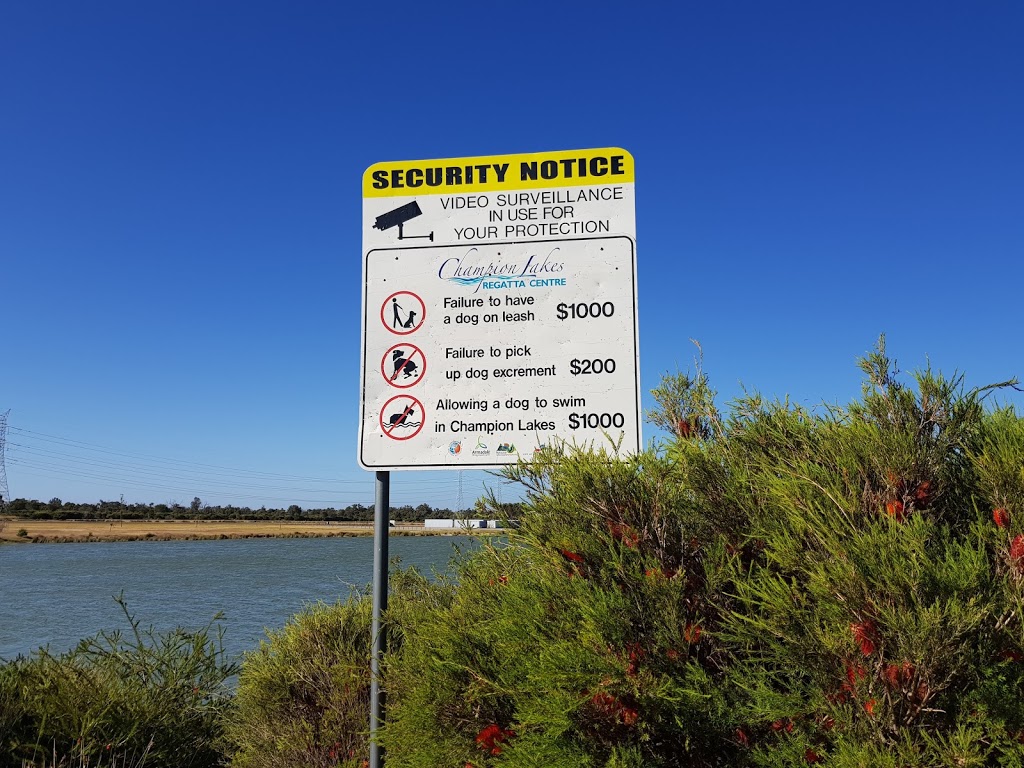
<box><xmin>3</xmin><ymin>1</ymin><xmax>1022</xmax><ymax>510</ymax></box>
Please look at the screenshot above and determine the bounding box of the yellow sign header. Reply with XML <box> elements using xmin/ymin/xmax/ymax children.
<box><xmin>363</xmin><ymin>147</ymin><xmax>634</xmax><ymax>198</ymax></box>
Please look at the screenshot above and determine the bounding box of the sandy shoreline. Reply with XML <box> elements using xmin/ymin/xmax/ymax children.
<box><xmin>0</xmin><ymin>519</ymin><xmax>493</xmax><ymax>544</ymax></box>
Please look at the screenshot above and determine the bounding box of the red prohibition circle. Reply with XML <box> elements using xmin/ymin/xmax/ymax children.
<box><xmin>380</xmin><ymin>291</ymin><xmax>426</xmax><ymax>336</ymax></box>
<box><xmin>380</xmin><ymin>343</ymin><xmax>426</xmax><ymax>389</ymax></box>
<box><xmin>379</xmin><ymin>395</ymin><xmax>425</xmax><ymax>441</ymax></box>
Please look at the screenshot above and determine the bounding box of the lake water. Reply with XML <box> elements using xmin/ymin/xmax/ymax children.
<box><xmin>0</xmin><ymin>536</ymin><xmax>484</xmax><ymax>661</ymax></box>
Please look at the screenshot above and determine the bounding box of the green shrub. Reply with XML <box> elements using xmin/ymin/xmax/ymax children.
<box><xmin>0</xmin><ymin>596</ymin><xmax>236</xmax><ymax>768</ymax></box>
<box><xmin>707</xmin><ymin>343</ymin><xmax>1024</xmax><ymax>766</ymax></box>
<box><xmin>380</xmin><ymin>449</ymin><xmax>741</xmax><ymax>767</ymax></box>
<box><xmin>374</xmin><ymin>340</ymin><xmax>1024</xmax><ymax>767</ymax></box>
<box><xmin>228</xmin><ymin>570</ymin><xmax>444</xmax><ymax>768</ymax></box>
<box><xmin>227</xmin><ymin>597</ymin><xmax>373</xmax><ymax>768</ymax></box>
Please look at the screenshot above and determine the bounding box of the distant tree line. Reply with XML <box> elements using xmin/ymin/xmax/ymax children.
<box><xmin>0</xmin><ymin>497</ymin><xmax>498</xmax><ymax>522</ymax></box>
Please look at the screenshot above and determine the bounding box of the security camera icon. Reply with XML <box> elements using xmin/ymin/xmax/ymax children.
<box><xmin>372</xmin><ymin>201</ymin><xmax>434</xmax><ymax>242</ymax></box>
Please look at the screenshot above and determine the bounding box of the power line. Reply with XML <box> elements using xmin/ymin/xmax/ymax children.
<box><xmin>7</xmin><ymin>443</ymin><xmax>460</xmax><ymax>495</ymax></box>
<box><xmin>4</xmin><ymin>422</ymin><xmax>475</xmax><ymax>509</ymax></box>
<box><xmin>7</xmin><ymin>426</ymin><xmax>461</xmax><ymax>486</ymax></box>
<box><xmin>8</xmin><ymin>425</ymin><xmax>361</xmax><ymax>483</ymax></box>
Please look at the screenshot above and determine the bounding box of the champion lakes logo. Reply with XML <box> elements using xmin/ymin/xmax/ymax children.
<box><xmin>438</xmin><ymin>247</ymin><xmax>566</xmax><ymax>293</ymax></box>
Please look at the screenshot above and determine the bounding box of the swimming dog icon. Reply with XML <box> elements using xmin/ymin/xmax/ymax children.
<box><xmin>379</xmin><ymin>396</ymin><xmax>425</xmax><ymax>441</ymax></box>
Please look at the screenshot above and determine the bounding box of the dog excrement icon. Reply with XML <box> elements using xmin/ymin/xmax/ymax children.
<box><xmin>391</xmin><ymin>349</ymin><xmax>418</xmax><ymax>380</ymax></box>
<box><xmin>381</xmin><ymin>344</ymin><xmax>425</xmax><ymax>389</ymax></box>
<box><xmin>379</xmin><ymin>395</ymin><xmax>425</xmax><ymax>441</ymax></box>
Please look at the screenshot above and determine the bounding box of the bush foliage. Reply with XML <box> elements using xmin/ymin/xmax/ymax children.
<box><xmin>226</xmin><ymin>596</ymin><xmax>376</xmax><ymax>768</ymax></box>
<box><xmin>372</xmin><ymin>340</ymin><xmax>1024</xmax><ymax>767</ymax></box>
<box><xmin>0</xmin><ymin>597</ymin><xmax>236</xmax><ymax>768</ymax></box>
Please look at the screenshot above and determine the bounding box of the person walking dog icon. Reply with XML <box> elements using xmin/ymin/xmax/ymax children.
<box><xmin>382</xmin><ymin>292</ymin><xmax>425</xmax><ymax>335</ymax></box>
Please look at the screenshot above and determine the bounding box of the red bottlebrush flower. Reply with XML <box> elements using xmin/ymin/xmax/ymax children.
<box><xmin>666</xmin><ymin>648</ymin><xmax>680</xmax><ymax>661</ymax></box>
<box><xmin>559</xmin><ymin>548</ymin><xmax>585</xmax><ymax>563</ymax></box>
<box><xmin>683</xmin><ymin>623</ymin><xmax>702</xmax><ymax>644</ymax></box>
<box><xmin>843</xmin><ymin>660</ymin><xmax>867</xmax><ymax>691</ymax></box>
<box><xmin>590</xmin><ymin>691</ymin><xmax>618</xmax><ymax>716</ymax></box>
<box><xmin>851</xmin><ymin>620</ymin><xmax>879</xmax><ymax>656</ymax></box>
<box><xmin>820</xmin><ymin>715</ymin><xmax>835</xmax><ymax>731</ymax></box>
<box><xmin>606</xmin><ymin>520</ymin><xmax>639</xmax><ymax>548</ymax></box>
<box><xmin>914</xmin><ymin>481</ymin><xmax>933</xmax><ymax>507</ymax></box>
<box><xmin>625</xmin><ymin>643</ymin><xmax>645</xmax><ymax>676</ymax></box>
<box><xmin>475</xmin><ymin>724</ymin><xmax>501</xmax><ymax>747</ymax></box>
<box><xmin>734</xmin><ymin>727</ymin><xmax>750</xmax><ymax>748</ymax></box>
<box><xmin>826</xmin><ymin>690</ymin><xmax>849</xmax><ymax>705</ymax></box>
<box><xmin>475</xmin><ymin>724</ymin><xmax>514</xmax><ymax>755</ymax></box>
<box><xmin>994</xmin><ymin>508</ymin><xmax>1011</xmax><ymax>529</ymax></box>
<box><xmin>105</xmin><ymin>745</ymin><xmax>112</xmax><ymax>751</ymax></box>
<box><xmin>998</xmin><ymin>648</ymin><xmax>1024</xmax><ymax>662</ymax></box>
<box><xmin>864</xmin><ymin>698</ymin><xmax>876</xmax><ymax>716</ymax></box>
<box><xmin>1011</xmin><ymin>534</ymin><xmax>1024</xmax><ymax>565</ymax></box>
<box><xmin>882</xmin><ymin>663</ymin><xmax>901</xmax><ymax>689</ymax></box>
<box><xmin>590</xmin><ymin>691</ymin><xmax>637</xmax><ymax>725</ymax></box>
<box><xmin>805</xmin><ymin>749</ymin><xmax>821</xmax><ymax>763</ymax></box>
<box><xmin>498</xmin><ymin>574</ymin><xmax>509</xmax><ymax>584</ymax></box>
<box><xmin>676</xmin><ymin>418</ymin><xmax>694</xmax><ymax>439</ymax></box>
<box><xmin>885</xmin><ymin>499</ymin><xmax>907</xmax><ymax>521</ymax></box>
<box><xmin>771</xmin><ymin>718</ymin><xmax>794</xmax><ymax>733</ymax></box>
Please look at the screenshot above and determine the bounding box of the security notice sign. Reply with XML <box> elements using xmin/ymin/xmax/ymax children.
<box><xmin>358</xmin><ymin>148</ymin><xmax>639</xmax><ymax>470</ymax></box>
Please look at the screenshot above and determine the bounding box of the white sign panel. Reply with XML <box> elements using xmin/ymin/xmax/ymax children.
<box><xmin>359</xmin><ymin>148</ymin><xmax>639</xmax><ymax>470</ymax></box>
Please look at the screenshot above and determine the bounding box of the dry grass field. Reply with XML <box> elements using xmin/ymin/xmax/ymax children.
<box><xmin>0</xmin><ymin>518</ymin><xmax>485</xmax><ymax>543</ymax></box>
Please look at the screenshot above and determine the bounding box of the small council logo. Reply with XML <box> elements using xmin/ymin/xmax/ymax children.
<box><xmin>448</xmin><ymin>440</ymin><xmax>462</xmax><ymax>455</ymax></box>
<box><xmin>471</xmin><ymin>436</ymin><xmax>490</xmax><ymax>457</ymax></box>
<box><xmin>496</xmin><ymin>443</ymin><xmax>517</xmax><ymax>455</ymax></box>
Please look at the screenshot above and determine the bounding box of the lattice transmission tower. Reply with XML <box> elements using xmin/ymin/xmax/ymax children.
<box><xmin>0</xmin><ymin>410</ymin><xmax>9</xmax><ymax>507</ymax></box>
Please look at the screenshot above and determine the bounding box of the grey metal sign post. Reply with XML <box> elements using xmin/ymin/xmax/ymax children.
<box><xmin>369</xmin><ymin>470</ymin><xmax>389</xmax><ymax>768</ymax></box>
